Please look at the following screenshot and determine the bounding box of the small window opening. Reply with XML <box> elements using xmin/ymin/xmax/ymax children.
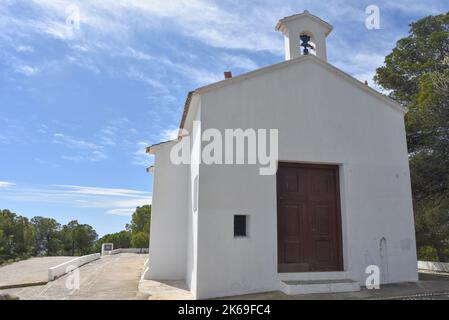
<box><xmin>234</xmin><ymin>215</ymin><xmax>248</xmax><ymax>237</ymax></box>
<box><xmin>299</xmin><ymin>34</ymin><xmax>316</xmax><ymax>56</ymax></box>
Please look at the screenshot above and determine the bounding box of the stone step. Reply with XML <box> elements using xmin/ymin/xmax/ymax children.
<box><xmin>278</xmin><ymin>271</ymin><xmax>349</xmax><ymax>281</ymax></box>
<box><xmin>280</xmin><ymin>279</ymin><xmax>360</xmax><ymax>295</ymax></box>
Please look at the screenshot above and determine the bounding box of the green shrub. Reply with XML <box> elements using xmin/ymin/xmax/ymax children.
<box><xmin>418</xmin><ymin>246</ymin><xmax>439</xmax><ymax>261</ymax></box>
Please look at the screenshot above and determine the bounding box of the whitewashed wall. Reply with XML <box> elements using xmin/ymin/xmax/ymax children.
<box><xmin>144</xmin><ymin>141</ymin><xmax>188</xmax><ymax>280</ymax></box>
<box><xmin>195</xmin><ymin>57</ymin><xmax>417</xmax><ymax>299</ymax></box>
<box><xmin>186</xmin><ymin>101</ymin><xmax>201</xmax><ymax>298</ymax></box>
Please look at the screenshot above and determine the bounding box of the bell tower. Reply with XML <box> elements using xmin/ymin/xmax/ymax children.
<box><xmin>276</xmin><ymin>10</ymin><xmax>333</xmax><ymax>62</ymax></box>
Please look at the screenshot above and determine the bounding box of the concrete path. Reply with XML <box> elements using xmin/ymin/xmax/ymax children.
<box><xmin>139</xmin><ymin>280</ymin><xmax>194</xmax><ymax>300</ymax></box>
<box><xmin>223</xmin><ymin>272</ymin><xmax>449</xmax><ymax>300</ymax></box>
<box><xmin>0</xmin><ymin>256</ymin><xmax>74</xmax><ymax>289</ymax></box>
<box><xmin>0</xmin><ymin>253</ymin><xmax>148</xmax><ymax>300</ymax></box>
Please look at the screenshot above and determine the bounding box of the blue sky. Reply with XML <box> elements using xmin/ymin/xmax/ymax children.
<box><xmin>0</xmin><ymin>0</ymin><xmax>448</xmax><ymax>236</ymax></box>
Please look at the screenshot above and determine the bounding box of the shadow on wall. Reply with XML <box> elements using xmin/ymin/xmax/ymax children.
<box><xmin>380</xmin><ymin>237</ymin><xmax>389</xmax><ymax>284</ymax></box>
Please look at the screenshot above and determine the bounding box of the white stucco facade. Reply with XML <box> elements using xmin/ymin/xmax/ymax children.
<box><xmin>146</xmin><ymin>140</ymin><xmax>188</xmax><ymax>280</ymax></box>
<box><xmin>143</xmin><ymin>11</ymin><xmax>418</xmax><ymax>299</ymax></box>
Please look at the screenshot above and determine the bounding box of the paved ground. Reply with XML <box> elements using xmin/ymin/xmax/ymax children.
<box><xmin>2</xmin><ymin>255</ymin><xmax>449</xmax><ymax>300</ymax></box>
<box><xmin>137</xmin><ymin>272</ymin><xmax>449</xmax><ymax>300</ymax></box>
<box><xmin>0</xmin><ymin>253</ymin><xmax>148</xmax><ymax>300</ymax></box>
<box><xmin>139</xmin><ymin>280</ymin><xmax>194</xmax><ymax>300</ymax></box>
<box><xmin>223</xmin><ymin>272</ymin><xmax>449</xmax><ymax>300</ymax></box>
<box><xmin>0</xmin><ymin>256</ymin><xmax>74</xmax><ymax>288</ymax></box>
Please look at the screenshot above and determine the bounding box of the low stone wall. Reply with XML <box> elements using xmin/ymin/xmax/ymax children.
<box><xmin>418</xmin><ymin>261</ymin><xmax>449</xmax><ymax>273</ymax></box>
<box><xmin>109</xmin><ymin>248</ymin><xmax>149</xmax><ymax>255</ymax></box>
<box><xmin>48</xmin><ymin>253</ymin><xmax>101</xmax><ymax>281</ymax></box>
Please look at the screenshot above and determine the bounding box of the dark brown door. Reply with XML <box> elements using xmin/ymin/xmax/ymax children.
<box><xmin>277</xmin><ymin>163</ymin><xmax>343</xmax><ymax>273</ymax></box>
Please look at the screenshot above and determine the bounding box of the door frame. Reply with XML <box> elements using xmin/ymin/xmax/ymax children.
<box><xmin>276</xmin><ymin>161</ymin><xmax>344</xmax><ymax>273</ymax></box>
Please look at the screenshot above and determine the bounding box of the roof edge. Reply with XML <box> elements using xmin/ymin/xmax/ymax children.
<box><xmin>178</xmin><ymin>91</ymin><xmax>194</xmax><ymax>138</ymax></box>
<box><xmin>146</xmin><ymin>166</ymin><xmax>155</xmax><ymax>173</ymax></box>
<box><xmin>276</xmin><ymin>11</ymin><xmax>333</xmax><ymax>36</ymax></box>
<box><xmin>146</xmin><ymin>139</ymin><xmax>178</xmax><ymax>154</ymax></box>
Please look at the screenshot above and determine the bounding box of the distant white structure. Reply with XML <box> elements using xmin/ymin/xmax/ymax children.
<box><xmin>143</xmin><ymin>11</ymin><xmax>418</xmax><ymax>299</ymax></box>
<box><xmin>101</xmin><ymin>243</ymin><xmax>114</xmax><ymax>256</ymax></box>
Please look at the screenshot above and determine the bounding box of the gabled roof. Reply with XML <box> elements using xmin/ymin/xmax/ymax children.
<box><xmin>178</xmin><ymin>54</ymin><xmax>407</xmax><ymax>135</ymax></box>
<box><xmin>275</xmin><ymin>10</ymin><xmax>333</xmax><ymax>36</ymax></box>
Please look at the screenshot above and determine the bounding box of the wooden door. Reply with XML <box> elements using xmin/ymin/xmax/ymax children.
<box><xmin>277</xmin><ymin>163</ymin><xmax>343</xmax><ymax>273</ymax></box>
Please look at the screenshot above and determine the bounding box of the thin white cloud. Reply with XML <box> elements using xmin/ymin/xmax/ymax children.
<box><xmin>107</xmin><ymin>208</ymin><xmax>135</xmax><ymax>216</ymax></box>
<box><xmin>66</xmin><ymin>55</ymin><xmax>101</xmax><ymax>74</ymax></box>
<box><xmin>96</xmin><ymin>119</ymin><xmax>128</xmax><ymax>147</ymax></box>
<box><xmin>0</xmin><ymin>183</ymin><xmax>152</xmax><ymax>217</ymax></box>
<box><xmin>53</xmin><ymin>133</ymin><xmax>108</xmax><ymax>161</ymax></box>
<box><xmin>123</xmin><ymin>47</ymin><xmax>222</xmax><ymax>86</ymax></box>
<box><xmin>0</xmin><ymin>181</ymin><xmax>15</xmax><ymax>188</ymax></box>
<box><xmin>131</xmin><ymin>141</ymin><xmax>153</xmax><ymax>166</ymax></box>
<box><xmin>70</xmin><ymin>44</ymin><xmax>89</xmax><ymax>52</ymax></box>
<box><xmin>119</xmin><ymin>0</ymin><xmax>285</xmax><ymax>53</ymax></box>
<box><xmin>38</xmin><ymin>124</ymin><xmax>49</xmax><ymax>134</ymax></box>
<box><xmin>53</xmin><ymin>133</ymin><xmax>99</xmax><ymax>150</ymax></box>
<box><xmin>3</xmin><ymin>0</ymin><xmax>448</xmax><ymax>56</ymax></box>
<box><xmin>0</xmin><ymin>135</ymin><xmax>11</xmax><ymax>144</ymax></box>
<box><xmin>47</xmin><ymin>118</ymin><xmax>155</xmax><ymax>166</ymax></box>
<box><xmin>15</xmin><ymin>65</ymin><xmax>39</xmax><ymax>76</ymax></box>
<box><xmin>155</xmin><ymin>55</ymin><xmax>222</xmax><ymax>86</ymax></box>
<box><xmin>159</xmin><ymin>128</ymin><xmax>179</xmax><ymax>141</ymax></box>
<box><xmin>219</xmin><ymin>54</ymin><xmax>259</xmax><ymax>72</ymax></box>
<box><xmin>129</xmin><ymin>128</ymin><xmax>178</xmax><ymax>167</ymax></box>
<box><xmin>56</xmin><ymin>185</ymin><xmax>148</xmax><ymax>197</ymax></box>
<box><xmin>384</xmin><ymin>1</ymin><xmax>447</xmax><ymax>15</ymax></box>
<box><xmin>91</xmin><ymin>150</ymin><xmax>108</xmax><ymax>161</ymax></box>
<box><xmin>3</xmin><ymin>0</ymin><xmax>427</xmax><ymax>93</ymax></box>
<box><xmin>24</xmin><ymin>0</ymin><xmax>125</xmax><ymax>41</ymax></box>
<box><xmin>17</xmin><ymin>45</ymin><xmax>34</xmax><ymax>53</ymax></box>
<box><xmin>61</xmin><ymin>155</ymin><xmax>84</xmax><ymax>162</ymax></box>
<box><xmin>2</xmin><ymin>1</ymin><xmax>273</xmax><ymax>87</ymax></box>
<box><xmin>123</xmin><ymin>47</ymin><xmax>152</xmax><ymax>61</ymax></box>
<box><xmin>126</xmin><ymin>66</ymin><xmax>166</xmax><ymax>90</ymax></box>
